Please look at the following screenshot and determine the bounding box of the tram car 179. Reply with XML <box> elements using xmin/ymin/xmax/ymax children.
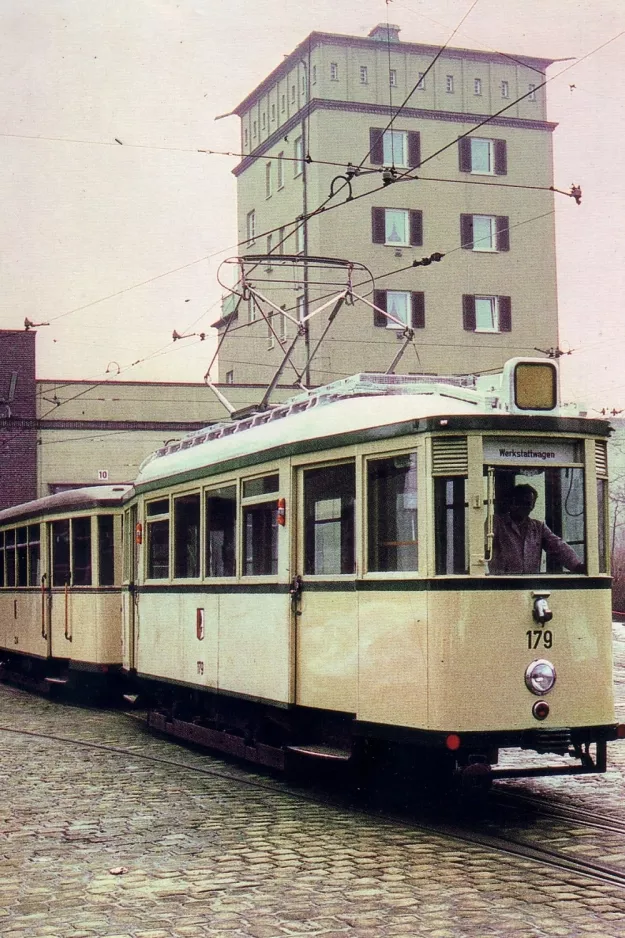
<box><xmin>122</xmin><ymin>357</ymin><xmax>624</xmax><ymax>785</ymax></box>
<box><xmin>0</xmin><ymin>485</ymin><xmax>130</xmax><ymax>696</ymax></box>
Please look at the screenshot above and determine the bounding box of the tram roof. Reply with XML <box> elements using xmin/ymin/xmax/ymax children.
<box><xmin>134</xmin><ymin>379</ymin><xmax>609</xmax><ymax>493</ymax></box>
<box><xmin>0</xmin><ymin>484</ymin><xmax>132</xmax><ymax>525</ymax></box>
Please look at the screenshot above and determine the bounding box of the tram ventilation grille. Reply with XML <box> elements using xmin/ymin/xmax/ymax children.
<box><xmin>522</xmin><ymin>728</ymin><xmax>572</xmax><ymax>755</ymax></box>
<box><xmin>432</xmin><ymin>437</ymin><xmax>468</xmax><ymax>475</ymax></box>
<box><xmin>595</xmin><ymin>440</ymin><xmax>608</xmax><ymax>476</ymax></box>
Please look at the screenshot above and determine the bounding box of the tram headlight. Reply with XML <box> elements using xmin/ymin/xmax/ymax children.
<box><xmin>525</xmin><ymin>659</ymin><xmax>556</xmax><ymax>696</ymax></box>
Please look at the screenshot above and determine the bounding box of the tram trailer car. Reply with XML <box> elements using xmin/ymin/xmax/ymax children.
<box><xmin>0</xmin><ymin>485</ymin><xmax>130</xmax><ymax>696</ymax></box>
<box><xmin>123</xmin><ymin>358</ymin><xmax>625</xmax><ymax>786</ymax></box>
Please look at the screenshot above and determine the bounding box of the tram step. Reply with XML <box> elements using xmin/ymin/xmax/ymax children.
<box><xmin>286</xmin><ymin>744</ymin><xmax>352</xmax><ymax>761</ymax></box>
<box><xmin>44</xmin><ymin>677</ymin><xmax>68</xmax><ymax>685</ymax></box>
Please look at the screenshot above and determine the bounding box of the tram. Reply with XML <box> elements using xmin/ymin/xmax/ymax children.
<box><xmin>0</xmin><ymin>485</ymin><xmax>129</xmax><ymax>696</ymax></box>
<box><xmin>122</xmin><ymin>357</ymin><xmax>624</xmax><ymax>783</ymax></box>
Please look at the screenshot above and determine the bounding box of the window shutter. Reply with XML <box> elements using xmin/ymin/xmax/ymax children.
<box><xmin>409</xmin><ymin>210</ymin><xmax>423</xmax><ymax>246</ymax></box>
<box><xmin>462</xmin><ymin>295</ymin><xmax>476</xmax><ymax>331</ymax></box>
<box><xmin>370</xmin><ymin>127</ymin><xmax>385</xmax><ymax>165</ymax></box>
<box><xmin>373</xmin><ymin>290</ymin><xmax>387</xmax><ymax>327</ymax></box>
<box><xmin>411</xmin><ymin>292</ymin><xmax>425</xmax><ymax>329</ymax></box>
<box><xmin>372</xmin><ymin>207</ymin><xmax>386</xmax><ymax>244</ymax></box>
<box><xmin>498</xmin><ymin>296</ymin><xmax>512</xmax><ymax>332</ymax></box>
<box><xmin>496</xmin><ymin>216</ymin><xmax>510</xmax><ymax>251</ymax></box>
<box><xmin>460</xmin><ymin>214</ymin><xmax>474</xmax><ymax>249</ymax></box>
<box><xmin>408</xmin><ymin>132</ymin><xmax>421</xmax><ymax>168</ymax></box>
<box><xmin>494</xmin><ymin>139</ymin><xmax>507</xmax><ymax>175</ymax></box>
<box><xmin>458</xmin><ymin>138</ymin><xmax>472</xmax><ymax>172</ymax></box>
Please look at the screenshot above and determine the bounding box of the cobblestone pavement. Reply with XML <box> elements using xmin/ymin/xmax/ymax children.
<box><xmin>2</xmin><ymin>647</ymin><xmax>625</xmax><ymax>938</ymax></box>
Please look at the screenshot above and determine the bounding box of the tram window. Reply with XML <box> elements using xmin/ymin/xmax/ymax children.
<box><xmin>27</xmin><ymin>524</ymin><xmax>40</xmax><ymax>586</ymax></box>
<box><xmin>0</xmin><ymin>532</ymin><xmax>4</xmax><ymax>587</ymax></box>
<box><xmin>98</xmin><ymin>516</ymin><xmax>115</xmax><ymax>586</ymax></box>
<box><xmin>598</xmin><ymin>478</ymin><xmax>608</xmax><ymax>574</ymax></box>
<box><xmin>205</xmin><ymin>486</ymin><xmax>236</xmax><ymax>577</ymax></box>
<box><xmin>304</xmin><ymin>464</ymin><xmax>355</xmax><ymax>575</ymax></box>
<box><xmin>485</xmin><ymin>467</ymin><xmax>585</xmax><ymax>574</ymax></box>
<box><xmin>174</xmin><ymin>493</ymin><xmax>200</xmax><ymax>579</ymax></box>
<box><xmin>434</xmin><ymin>477</ymin><xmax>468</xmax><ymax>575</ymax></box>
<box><xmin>16</xmin><ymin>526</ymin><xmax>28</xmax><ymax>586</ymax></box>
<box><xmin>367</xmin><ymin>454</ymin><xmax>418</xmax><ymax>572</ymax></box>
<box><xmin>72</xmin><ymin>517</ymin><xmax>92</xmax><ymax>586</ymax></box>
<box><xmin>243</xmin><ymin>503</ymin><xmax>278</xmax><ymax>576</ymax></box>
<box><xmin>243</xmin><ymin>474</ymin><xmax>279</xmax><ymax>498</ymax></box>
<box><xmin>52</xmin><ymin>520</ymin><xmax>70</xmax><ymax>586</ymax></box>
<box><xmin>146</xmin><ymin>499</ymin><xmax>170</xmax><ymax>579</ymax></box>
<box><xmin>5</xmin><ymin>530</ymin><xmax>15</xmax><ymax>587</ymax></box>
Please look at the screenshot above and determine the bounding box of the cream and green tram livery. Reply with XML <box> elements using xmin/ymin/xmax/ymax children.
<box><xmin>125</xmin><ymin>359</ymin><xmax>623</xmax><ymax>783</ymax></box>
<box><xmin>0</xmin><ymin>485</ymin><xmax>129</xmax><ymax>695</ymax></box>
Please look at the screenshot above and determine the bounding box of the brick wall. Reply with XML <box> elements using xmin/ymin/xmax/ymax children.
<box><xmin>0</xmin><ymin>331</ymin><xmax>37</xmax><ymax>509</ymax></box>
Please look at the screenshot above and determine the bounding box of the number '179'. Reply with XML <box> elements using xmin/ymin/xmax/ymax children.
<box><xmin>527</xmin><ymin>630</ymin><xmax>553</xmax><ymax>650</ymax></box>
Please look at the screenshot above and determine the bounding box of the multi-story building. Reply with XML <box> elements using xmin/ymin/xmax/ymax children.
<box><xmin>213</xmin><ymin>23</ymin><xmax>560</xmax><ymax>385</ymax></box>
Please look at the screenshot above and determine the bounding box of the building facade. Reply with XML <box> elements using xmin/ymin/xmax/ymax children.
<box><xmin>214</xmin><ymin>24</ymin><xmax>560</xmax><ymax>385</ymax></box>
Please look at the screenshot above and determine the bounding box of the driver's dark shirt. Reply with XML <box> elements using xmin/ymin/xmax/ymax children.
<box><xmin>489</xmin><ymin>513</ymin><xmax>582</xmax><ymax>575</ymax></box>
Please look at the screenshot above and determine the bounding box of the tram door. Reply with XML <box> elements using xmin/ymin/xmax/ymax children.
<box><xmin>122</xmin><ymin>504</ymin><xmax>139</xmax><ymax>672</ymax></box>
<box><xmin>293</xmin><ymin>462</ymin><xmax>358</xmax><ymax>711</ymax></box>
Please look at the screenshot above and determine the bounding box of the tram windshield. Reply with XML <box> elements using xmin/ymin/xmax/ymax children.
<box><xmin>484</xmin><ymin>463</ymin><xmax>585</xmax><ymax>575</ymax></box>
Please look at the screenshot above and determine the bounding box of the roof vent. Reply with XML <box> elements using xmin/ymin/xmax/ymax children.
<box><xmin>368</xmin><ymin>23</ymin><xmax>401</xmax><ymax>43</ymax></box>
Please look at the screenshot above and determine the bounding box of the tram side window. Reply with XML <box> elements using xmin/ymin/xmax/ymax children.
<box><xmin>368</xmin><ymin>454</ymin><xmax>418</xmax><ymax>572</ymax></box>
<box><xmin>16</xmin><ymin>526</ymin><xmax>28</xmax><ymax>586</ymax></box>
<box><xmin>598</xmin><ymin>478</ymin><xmax>608</xmax><ymax>574</ymax></box>
<box><xmin>243</xmin><ymin>474</ymin><xmax>279</xmax><ymax>576</ymax></box>
<box><xmin>72</xmin><ymin>517</ymin><xmax>92</xmax><ymax>585</ymax></box>
<box><xmin>0</xmin><ymin>532</ymin><xmax>4</xmax><ymax>587</ymax></box>
<box><xmin>174</xmin><ymin>493</ymin><xmax>200</xmax><ymax>578</ymax></box>
<box><xmin>52</xmin><ymin>520</ymin><xmax>70</xmax><ymax>586</ymax></box>
<box><xmin>28</xmin><ymin>524</ymin><xmax>40</xmax><ymax>586</ymax></box>
<box><xmin>434</xmin><ymin>477</ymin><xmax>468</xmax><ymax>575</ymax></box>
<box><xmin>146</xmin><ymin>499</ymin><xmax>170</xmax><ymax>579</ymax></box>
<box><xmin>98</xmin><ymin>516</ymin><xmax>115</xmax><ymax>586</ymax></box>
<box><xmin>304</xmin><ymin>463</ymin><xmax>355</xmax><ymax>575</ymax></box>
<box><xmin>205</xmin><ymin>486</ymin><xmax>236</xmax><ymax>577</ymax></box>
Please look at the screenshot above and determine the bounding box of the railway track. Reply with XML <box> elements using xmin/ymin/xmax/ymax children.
<box><xmin>3</xmin><ymin>687</ymin><xmax>625</xmax><ymax>893</ymax></box>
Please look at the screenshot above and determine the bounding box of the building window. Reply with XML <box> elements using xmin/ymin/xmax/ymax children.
<box><xmin>225</xmin><ymin>370</ymin><xmax>234</xmax><ymax>385</ymax></box>
<box><xmin>312</xmin><ymin>65</ymin><xmax>317</xmax><ymax>84</ymax></box>
<box><xmin>304</xmin><ymin>463</ymin><xmax>355</xmax><ymax>575</ymax></box>
<box><xmin>281</xmin><ymin>93</ymin><xmax>286</xmax><ymax>112</ymax></box>
<box><xmin>389</xmin><ymin>68</ymin><xmax>397</xmax><ymax>87</ymax></box>
<box><xmin>417</xmin><ymin>72</ymin><xmax>426</xmax><ymax>90</ymax></box>
<box><xmin>267</xmin><ymin>311</ymin><xmax>275</xmax><ymax>349</ymax></box>
<box><xmin>294</xmin><ymin>222</ymin><xmax>304</xmax><ymax>254</ymax></box>
<box><xmin>294</xmin><ymin>136</ymin><xmax>303</xmax><ymax>176</ymax></box>
<box><xmin>279</xmin><ymin>308</ymin><xmax>288</xmax><ymax>341</ymax></box>
<box><xmin>265</xmin><ymin>162</ymin><xmax>272</xmax><ymax>199</ymax></box>
<box><xmin>205</xmin><ymin>486</ymin><xmax>236</xmax><ymax>577</ymax></box>
<box><xmin>371</xmin><ymin>207</ymin><xmax>423</xmax><ymax>247</ymax></box>
<box><xmin>271</xmin><ymin>103</ymin><xmax>276</xmax><ymax>121</ymax></box>
<box><xmin>248</xmin><ymin>296</ymin><xmax>257</xmax><ymax>322</ymax></box>
<box><xmin>296</xmin><ymin>296</ymin><xmax>305</xmax><ymax>320</ymax></box>
<box><xmin>174</xmin><ymin>493</ymin><xmax>200</xmax><ymax>579</ymax></box>
<box><xmin>291</xmin><ymin>84</ymin><xmax>296</xmax><ymax>103</ymax></box>
<box><xmin>301</xmin><ymin>73</ymin><xmax>307</xmax><ymax>95</ymax></box>
<box><xmin>244</xmin><ymin>128</ymin><xmax>249</xmax><ymax>147</ymax></box>
<box><xmin>446</xmin><ymin>75</ymin><xmax>454</xmax><ymax>93</ymax></box>
<box><xmin>474</xmin><ymin>78</ymin><xmax>482</xmax><ymax>95</ymax></box>
<box><xmin>458</xmin><ymin>137</ymin><xmax>507</xmax><ymax>175</ymax></box>
<box><xmin>370</xmin><ymin>127</ymin><xmax>420</xmax><ymax>168</ymax></box>
<box><xmin>460</xmin><ymin>214</ymin><xmax>510</xmax><ymax>252</ymax></box>
<box><xmin>372</xmin><ymin>290</ymin><xmax>425</xmax><ymax>329</ymax></box>
<box><xmin>360</xmin><ymin>65</ymin><xmax>368</xmax><ymax>84</ymax></box>
<box><xmin>266</xmin><ymin>233</ymin><xmax>273</xmax><ymax>262</ymax></box>
<box><xmin>252</xmin><ymin>120</ymin><xmax>257</xmax><ymax>138</ymax></box>
<box><xmin>501</xmin><ymin>80</ymin><xmax>509</xmax><ymax>99</ymax></box>
<box><xmin>462</xmin><ymin>294</ymin><xmax>512</xmax><ymax>333</ymax></box>
<box><xmin>330</xmin><ymin>62</ymin><xmax>339</xmax><ymax>81</ymax></box>
<box><xmin>277</xmin><ymin>152</ymin><xmax>284</xmax><ymax>189</ymax></box>
<box><xmin>262</xmin><ymin>112</ymin><xmax>266</xmax><ymax>129</ymax></box>
<box><xmin>528</xmin><ymin>83</ymin><xmax>537</xmax><ymax>101</ymax></box>
<box><xmin>278</xmin><ymin>226</ymin><xmax>285</xmax><ymax>253</ymax></box>
<box><xmin>246</xmin><ymin>209</ymin><xmax>256</xmax><ymax>243</ymax></box>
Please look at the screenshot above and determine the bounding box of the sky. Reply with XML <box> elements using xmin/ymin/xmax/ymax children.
<box><xmin>0</xmin><ymin>0</ymin><xmax>624</xmax><ymax>412</ymax></box>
